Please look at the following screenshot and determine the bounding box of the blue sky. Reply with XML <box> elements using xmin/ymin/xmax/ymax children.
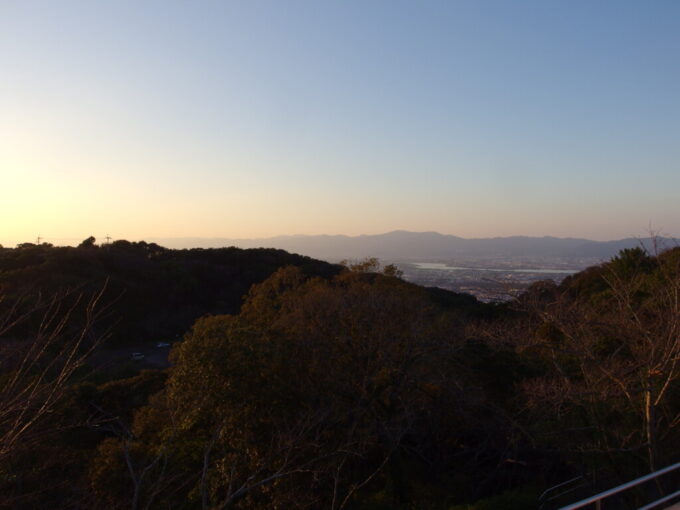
<box><xmin>1</xmin><ymin>0</ymin><xmax>679</xmax><ymax>245</ymax></box>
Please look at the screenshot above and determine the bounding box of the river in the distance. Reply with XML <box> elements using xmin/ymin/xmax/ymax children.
<box><xmin>412</xmin><ymin>262</ymin><xmax>579</xmax><ymax>274</ymax></box>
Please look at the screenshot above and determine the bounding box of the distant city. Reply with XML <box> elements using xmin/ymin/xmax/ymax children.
<box><xmin>396</xmin><ymin>258</ymin><xmax>588</xmax><ymax>301</ymax></box>
<box><xmin>148</xmin><ymin>231</ymin><xmax>677</xmax><ymax>302</ymax></box>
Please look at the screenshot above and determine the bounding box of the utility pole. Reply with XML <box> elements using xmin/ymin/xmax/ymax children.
<box><xmin>104</xmin><ymin>234</ymin><xmax>112</xmax><ymax>244</ymax></box>
<box><xmin>36</xmin><ymin>235</ymin><xmax>42</xmax><ymax>245</ymax></box>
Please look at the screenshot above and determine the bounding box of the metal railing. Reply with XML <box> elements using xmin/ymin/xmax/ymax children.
<box><xmin>559</xmin><ymin>461</ymin><xmax>680</xmax><ymax>510</ymax></box>
<box><xmin>539</xmin><ymin>476</ymin><xmax>590</xmax><ymax>509</ymax></box>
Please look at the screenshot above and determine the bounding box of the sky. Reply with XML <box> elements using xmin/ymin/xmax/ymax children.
<box><xmin>2</xmin><ymin>0</ymin><xmax>679</xmax><ymax>246</ymax></box>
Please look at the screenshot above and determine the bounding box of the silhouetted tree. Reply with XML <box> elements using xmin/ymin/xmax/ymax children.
<box><xmin>78</xmin><ymin>236</ymin><xmax>97</xmax><ymax>248</ymax></box>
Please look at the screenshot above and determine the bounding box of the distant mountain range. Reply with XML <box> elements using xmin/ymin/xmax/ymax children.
<box><xmin>149</xmin><ymin>231</ymin><xmax>678</xmax><ymax>264</ymax></box>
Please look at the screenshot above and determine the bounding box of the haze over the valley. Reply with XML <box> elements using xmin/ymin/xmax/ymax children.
<box><xmin>147</xmin><ymin>230</ymin><xmax>678</xmax><ymax>301</ymax></box>
<box><xmin>149</xmin><ymin>231</ymin><xmax>676</xmax><ymax>263</ymax></box>
<box><xmin>4</xmin><ymin>2</ymin><xmax>680</xmax><ymax>507</ymax></box>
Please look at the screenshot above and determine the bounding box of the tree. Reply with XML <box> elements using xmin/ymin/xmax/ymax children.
<box><xmin>0</xmin><ymin>286</ymin><xmax>108</xmax><ymax>462</ymax></box>
<box><xmin>0</xmin><ymin>285</ymin><xmax>111</xmax><ymax>508</ymax></box>
<box><xmin>340</xmin><ymin>257</ymin><xmax>404</xmax><ymax>278</ymax></box>
<box><xmin>78</xmin><ymin>236</ymin><xmax>97</xmax><ymax>248</ymax></box>
<box><xmin>518</xmin><ymin>247</ymin><xmax>680</xmax><ymax>475</ymax></box>
<box><xmin>91</xmin><ymin>266</ymin><xmax>470</xmax><ymax>508</ymax></box>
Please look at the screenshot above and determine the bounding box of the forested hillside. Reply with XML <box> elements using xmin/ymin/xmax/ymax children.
<box><xmin>0</xmin><ymin>241</ymin><xmax>678</xmax><ymax>509</ymax></box>
<box><xmin>0</xmin><ymin>239</ymin><xmax>341</xmax><ymax>346</ymax></box>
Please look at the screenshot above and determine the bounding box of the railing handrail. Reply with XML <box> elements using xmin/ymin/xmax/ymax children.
<box><xmin>558</xmin><ymin>461</ymin><xmax>680</xmax><ymax>510</ymax></box>
<box><xmin>540</xmin><ymin>476</ymin><xmax>585</xmax><ymax>501</ymax></box>
<box><xmin>637</xmin><ymin>489</ymin><xmax>680</xmax><ymax>510</ymax></box>
<box><xmin>539</xmin><ymin>476</ymin><xmax>591</xmax><ymax>510</ymax></box>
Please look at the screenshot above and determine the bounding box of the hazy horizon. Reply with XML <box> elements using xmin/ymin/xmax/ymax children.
<box><xmin>3</xmin><ymin>1</ymin><xmax>680</xmax><ymax>245</ymax></box>
<box><xmin>3</xmin><ymin>3</ymin><xmax>679</xmax><ymax>505</ymax></box>
<box><xmin>3</xmin><ymin>228</ymin><xmax>677</xmax><ymax>250</ymax></box>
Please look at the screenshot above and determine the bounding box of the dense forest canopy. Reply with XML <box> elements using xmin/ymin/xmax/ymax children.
<box><xmin>0</xmin><ymin>240</ymin><xmax>678</xmax><ymax>509</ymax></box>
<box><xmin>0</xmin><ymin>240</ymin><xmax>341</xmax><ymax>346</ymax></box>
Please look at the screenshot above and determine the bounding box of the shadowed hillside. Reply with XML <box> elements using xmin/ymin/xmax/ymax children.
<box><xmin>0</xmin><ymin>238</ymin><xmax>342</xmax><ymax>346</ymax></box>
<box><xmin>1</xmin><ymin>242</ymin><xmax>678</xmax><ymax>509</ymax></box>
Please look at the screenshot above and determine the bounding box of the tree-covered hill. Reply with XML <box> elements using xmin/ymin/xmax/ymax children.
<box><xmin>0</xmin><ymin>238</ymin><xmax>342</xmax><ymax>346</ymax></box>
<box><xmin>0</xmin><ymin>242</ymin><xmax>678</xmax><ymax>509</ymax></box>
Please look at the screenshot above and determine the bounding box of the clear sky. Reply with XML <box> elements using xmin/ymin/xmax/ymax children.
<box><xmin>2</xmin><ymin>0</ymin><xmax>679</xmax><ymax>246</ymax></box>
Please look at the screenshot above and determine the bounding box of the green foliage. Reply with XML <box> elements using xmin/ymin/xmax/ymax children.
<box><xmin>84</xmin><ymin>266</ymin><xmax>513</xmax><ymax>509</ymax></box>
<box><xmin>94</xmin><ymin>369</ymin><xmax>167</xmax><ymax>422</ymax></box>
<box><xmin>519</xmin><ymin>246</ymin><xmax>680</xmax><ymax>479</ymax></box>
<box><xmin>341</xmin><ymin>257</ymin><xmax>404</xmax><ymax>278</ymax></box>
<box><xmin>4</xmin><ymin>242</ymin><xmax>680</xmax><ymax>508</ymax></box>
<box><xmin>0</xmin><ymin>240</ymin><xmax>341</xmax><ymax>346</ymax></box>
<box><xmin>608</xmin><ymin>247</ymin><xmax>655</xmax><ymax>278</ymax></box>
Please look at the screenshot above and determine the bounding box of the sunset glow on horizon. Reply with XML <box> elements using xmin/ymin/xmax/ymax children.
<box><xmin>3</xmin><ymin>0</ymin><xmax>679</xmax><ymax>247</ymax></box>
